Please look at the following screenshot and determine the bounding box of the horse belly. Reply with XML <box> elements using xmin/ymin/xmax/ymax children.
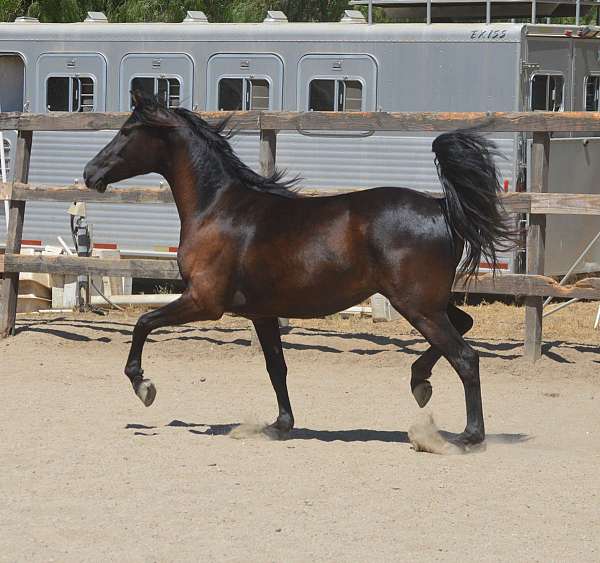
<box><xmin>229</xmin><ymin>251</ymin><xmax>375</xmax><ymax>318</ymax></box>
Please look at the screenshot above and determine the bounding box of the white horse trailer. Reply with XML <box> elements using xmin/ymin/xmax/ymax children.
<box><xmin>1</xmin><ymin>11</ymin><xmax>600</xmax><ymax>274</ymax></box>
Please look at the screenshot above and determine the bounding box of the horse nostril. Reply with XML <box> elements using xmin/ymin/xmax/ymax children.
<box><xmin>83</xmin><ymin>164</ymin><xmax>95</xmax><ymax>186</ymax></box>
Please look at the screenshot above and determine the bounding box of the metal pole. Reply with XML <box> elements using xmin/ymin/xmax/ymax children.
<box><xmin>0</xmin><ymin>101</ymin><xmax>8</xmax><ymax>233</ymax></box>
<box><xmin>576</xmin><ymin>0</ymin><xmax>581</xmax><ymax>25</ymax></box>
<box><xmin>427</xmin><ymin>0</ymin><xmax>432</xmax><ymax>23</ymax></box>
<box><xmin>531</xmin><ymin>0</ymin><xmax>536</xmax><ymax>23</ymax></box>
<box><xmin>368</xmin><ymin>0</ymin><xmax>373</xmax><ymax>24</ymax></box>
<box><xmin>486</xmin><ymin>0</ymin><xmax>492</xmax><ymax>23</ymax></box>
<box><xmin>0</xmin><ymin>132</ymin><xmax>8</xmax><ymax>233</ymax></box>
<box><xmin>543</xmin><ymin>230</ymin><xmax>600</xmax><ymax>308</ymax></box>
<box><xmin>543</xmin><ymin>298</ymin><xmax>580</xmax><ymax>318</ymax></box>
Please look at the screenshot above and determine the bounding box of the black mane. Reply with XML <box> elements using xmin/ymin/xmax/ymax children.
<box><xmin>132</xmin><ymin>95</ymin><xmax>300</xmax><ymax>197</ymax></box>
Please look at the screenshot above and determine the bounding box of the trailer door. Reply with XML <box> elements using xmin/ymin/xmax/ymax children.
<box><xmin>524</xmin><ymin>38</ymin><xmax>571</xmax><ymax>111</ymax></box>
<box><xmin>120</xmin><ymin>53</ymin><xmax>194</xmax><ymax>110</ymax></box>
<box><xmin>541</xmin><ymin>38</ymin><xmax>600</xmax><ymax>274</ymax></box>
<box><xmin>572</xmin><ymin>38</ymin><xmax>600</xmax><ymax>111</ymax></box>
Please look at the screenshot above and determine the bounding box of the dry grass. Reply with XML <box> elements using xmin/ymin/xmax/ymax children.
<box><xmin>467</xmin><ymin>301</ymin><xmax>599</xmax><ymax>344</ymax></box>
<box><xmin>295</xmin><ymin>301</ymin><xmax>600</xmax><ymax>346</ymax></box>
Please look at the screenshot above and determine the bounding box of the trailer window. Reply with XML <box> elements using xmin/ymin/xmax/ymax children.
<box><xmin>218</xmin><ymin>78</ymin><xmax>270</xmax><ymax>111</ymax></box>
<box><xmin>530</xmin><ymin>74</ymin><xmax>564</xmax><ymax>111</ymax></box>
<box><xmin>130</xmin><ymin>77</ymin><xmax>181</xmax><ymax>109</ymax></box>
<box><xmin>46</xmin><ymin>76</ymin><xmax>95</xmax><ymax>112</ymax></box>
<box><xmin>585</xmin><ymin>75</ymin><xmax>600</xmax><ymax>111</ymax></box>
<box><xmin>308</xmin><ymin>79</ymin><xmax>363</xmax><ymax>112</ymax></box>
<box><xmin>0</xmin><ymin>138</ymin><xmax>10</xmax><ymax>178</ymax></box>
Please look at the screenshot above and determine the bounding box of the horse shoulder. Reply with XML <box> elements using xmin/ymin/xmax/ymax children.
<box><xmin>177</xmin><ymin>218</ymin><xmax>239</xmax><ymax>279</ymax></box>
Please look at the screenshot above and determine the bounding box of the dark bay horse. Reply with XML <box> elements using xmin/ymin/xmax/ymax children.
<box><xmin>84</xmin><ymin>92</ymin><xmax>512</xmax><ymax>450</ymax></box>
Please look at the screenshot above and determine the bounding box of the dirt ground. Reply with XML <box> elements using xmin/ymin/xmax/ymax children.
<box><xmin>1</xmin><ymin>302</ymin><xmax>599</xmax><ymax>562</ymax></box>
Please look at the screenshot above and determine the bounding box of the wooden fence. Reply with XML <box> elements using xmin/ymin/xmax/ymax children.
<box><xmin>2</xmin><ymin>110</ymin><xmax>600</xmax><ymax>361</ymax></box>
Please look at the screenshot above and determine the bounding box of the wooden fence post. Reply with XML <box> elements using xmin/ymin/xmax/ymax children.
<box><xmin>0</xmin><ymin>130</ymin><xmax>32</xmax><ymax>338</ymax></box>
<box><xmin>524</xmin><ymin>132</ymin><xmax>550</xmax><ymax>361</ymax></box>
<box><xmin>250</xmin><ymin>128</ymin><xmax>288</xmax><ymax>346</ymax></box>
<box><xmin>259</xmin><ymin>128</ymin><xmax>277</xmax><ymax>180</ymax></box>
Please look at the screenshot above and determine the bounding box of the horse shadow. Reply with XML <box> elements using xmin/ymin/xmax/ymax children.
<box><xmin>126</xmin><ymin>420</ymin><xmax>530</xmax><ymax>445</ymax></box>
<box><xmin>14</xmin><ymin>319</ymin><xmax>598</xmax><ymax>362</ymax></box>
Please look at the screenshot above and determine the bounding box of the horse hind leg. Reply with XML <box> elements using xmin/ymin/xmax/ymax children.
<box><xmin>401</xmin><ymin>308</ymin><xmax>484</xmax><ymax>447</ymax></box>
<box><xmin>411</xmin><ymin>304</ymin><xmax>473</xmax><ymax>408</ymax></box>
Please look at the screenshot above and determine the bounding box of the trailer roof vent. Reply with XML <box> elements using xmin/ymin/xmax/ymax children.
<box><xmin>182</xmin><ymin>10</ymin><xmax>209</xmax><ymax>23</ymax></box>
<box><xmin>84</xmin><ymin>11</ymin><xmax>108</xmax><ymax>23</ymax></box>
<box><xmin>340</xmin><ymin>10</ymin><xmax>367</xmax><ymax>23</ymax></box>
<box><xmin>263</xmin><ymin>10</ymin><xmax>288</xmax><ymax>23</ymax></box>
<box><xmin>14</xmin><ymin>16</ymin><xmax>39</xmax><ymax>23</ymax></box>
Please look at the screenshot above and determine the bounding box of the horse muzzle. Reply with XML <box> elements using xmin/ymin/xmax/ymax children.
<box><xmin>83</xmin><ymin>164</ymin><xmax>108</xmax><ymax>193</ymax></box>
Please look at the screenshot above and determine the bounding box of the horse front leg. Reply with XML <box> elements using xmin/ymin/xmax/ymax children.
<box><xmin>252</xmin><ymin>317</ymin><xmax>294</xmax><ymax>439</ymax></box>
<box><xmin>125</xmin><ymin>292</ymin><xmax>220</xmax><ymax>406</ymax></box>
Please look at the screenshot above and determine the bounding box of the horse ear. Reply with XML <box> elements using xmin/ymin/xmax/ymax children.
<box><xmin>129</xmin><ymin>90</ymin><xmax>175</xmax><ymax>127</ymax></box>
<box><xmin>131</xmin><ymin>90</ymin><xmax>147</xmax><ymax>111</ymax></box>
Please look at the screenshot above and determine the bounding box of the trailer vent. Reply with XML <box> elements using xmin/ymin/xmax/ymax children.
<box><xmin>14</xmin><ymin>16</ymin><xmax>39</xmax><ymax>23</ymax></box>
<box><xmin>84</xmin><ymin>12</ymin><xmax>108</xmax><ymax>23</ymax></box>
<box><xmin>263</xmin><ymin>11</ymin><xmax>288</xmax><ymax>23</ymax></box>
<box><xmin>340</xmin><ymin>10</ymin><xmax>367</xmax><ymax>23</ymax></box>
<box><xmin>182</xmin><ymin>11</ymin><xmax>209</xmax><ymax>23</ymax></box>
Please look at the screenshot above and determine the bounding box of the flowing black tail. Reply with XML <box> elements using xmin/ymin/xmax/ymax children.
<box><xmin>432</xmin><ymin>129</ymin><xmax>514</xmax><ymax>280</ymax></box>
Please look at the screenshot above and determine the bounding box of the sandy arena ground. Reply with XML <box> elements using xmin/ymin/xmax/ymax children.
<box><xmin>1</xmin><ymin>302</ymin><xmax>599</xmax><ymax>562</ymax></box>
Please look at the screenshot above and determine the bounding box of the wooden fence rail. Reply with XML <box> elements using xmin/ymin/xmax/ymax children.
<box><xmin>4</xmin><ymin>181</ymin><xmax>600</xmax><ymax>214</ymax></box>
<box><xmin>1</xmin><ymin>110</ymin><xmax>600</xmax><ymax>361</ymax></box>
<box><xmin>3</xmin><ymin>109</ymin><xmax>600</xmax><ymax>132</ymax></box>
<box><xmin>3</xmin><ymin>253</ymin><xmax>600</xmax><ymax>298</ymax></box>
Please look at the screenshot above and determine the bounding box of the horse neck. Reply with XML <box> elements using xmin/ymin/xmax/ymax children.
<box><xmin>161</xmin><ymin>135</ymin><xmax>233</xmax><ymax>232</ymax></box>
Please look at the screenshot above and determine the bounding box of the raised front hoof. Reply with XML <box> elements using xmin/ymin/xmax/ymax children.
<box><xmin>412</xmin><ymin>381</ymin><xmax>432</xmax><ymax>408</ymax></box>
<box><xmin>134</xmin><ymin>379</ymin><xmax>157</xmax><ymax>407</ymax></box>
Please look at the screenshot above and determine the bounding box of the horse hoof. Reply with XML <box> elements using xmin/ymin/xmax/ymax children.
<box><xmin>263</xmin><ymin>423</ymin><xmax>291</xmax><ymax>441</ymax></box>
<box><xmin>412</xmin><ymin>381</ymin><xmax>432</xmax><ymax>408</ymax></box>
<box><xmin>135</xmin><ymin>379</ymin><xmax>156</xmax><ymax>407</ymax></box>
<box><xmin>450</xmin><ymin>431</ymin><xmax>486</xmax><ymax>453</ymax></box>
